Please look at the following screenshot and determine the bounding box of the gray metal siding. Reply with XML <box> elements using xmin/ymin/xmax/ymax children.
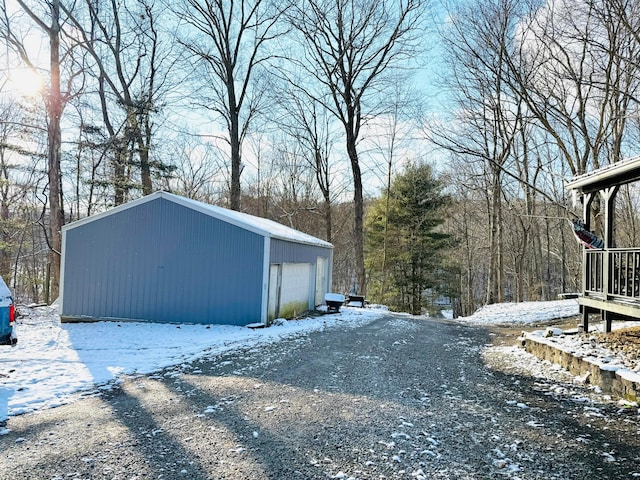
<box><xmin>270</xmin><ymin>238</ymin><xmax>332</xmax><ymax>264</ymax></box>
<box><xmin>62</xmin><ymin>197</ymin><xmax>264</xmax><ymax>325</ymax></box>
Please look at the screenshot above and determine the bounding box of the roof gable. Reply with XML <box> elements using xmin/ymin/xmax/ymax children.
<box><xmin>62</xmin><ymin>191</ymin><xmax>333</xmax><ymax>249</ymax></box>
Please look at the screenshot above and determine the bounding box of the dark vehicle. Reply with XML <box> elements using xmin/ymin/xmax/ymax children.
<box><xmin>0</xmin><ymin>276</ymin><xmax>16</xmax><ymax>346</ymax></box>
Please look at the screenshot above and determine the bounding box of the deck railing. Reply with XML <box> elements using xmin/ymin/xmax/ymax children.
<box><xmin>585</xmin><ymin>248</ymin><xmax>640</xmax><ymax>300</ymax></box>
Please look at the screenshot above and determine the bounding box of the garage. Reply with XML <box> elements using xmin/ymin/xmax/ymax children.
<box><xmin>59</xmin><ymin>191</ymin><xmax>333</xmax><ymax>326</ymax></box>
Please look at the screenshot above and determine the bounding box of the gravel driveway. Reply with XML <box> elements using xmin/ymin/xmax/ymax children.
<box><xmin>1</xmin><ymin>314</ymin><xmax>638</xmax><ymax>479</ymax></box>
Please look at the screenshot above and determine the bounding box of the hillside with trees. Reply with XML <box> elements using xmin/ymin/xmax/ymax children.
<box><xmin>0</xmin><ymin>0</ymin><xmax>639</xmax><ymax>316</ymax></box>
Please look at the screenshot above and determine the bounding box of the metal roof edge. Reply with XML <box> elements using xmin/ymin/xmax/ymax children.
<box><xmin>566</xmin><ymin>156</ymin><xmax>640</xmax><ymax>191</ymax></box>
<box><xmin>268</xmin><ymin>233</ymin><xmax>334</xmax><ymax>249</ymax></box>
<box><xmin>62</xmin><ymin>192</ymin><xmax>163</xmax><ymax>232</ymax></box>
<box><xmin>161</xmin><ymin>192</ymin><xmax>272</xmax><ymax>239</ymax></box>
<box><xmin>63</xmin><ymin>191</ymin><xmax>333</xmax><ymax>248</ymax></box>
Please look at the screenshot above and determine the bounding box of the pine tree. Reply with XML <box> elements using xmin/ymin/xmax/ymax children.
<box><xmin>365</xmin><ymin>163</ymin><xmax>451</xmax><ymax>314</ymax></box>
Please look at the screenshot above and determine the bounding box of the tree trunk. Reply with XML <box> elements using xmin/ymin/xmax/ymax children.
<box><xmin>0</xmin><ymin>191</ymin><xmax>10</xmax><ymax>279</ymax></box>
<box><xmin>516</xmin><ymin>222</ymin><xmax>528</xmax><ymax>302</ymax></box>
<box><xmin>229</xmin><ymin>77</ymin><xmax>241</xmax><ymax>210</ymax></box>
<box><xmin>229</xmin><ymin>114</ymin><xmax>241</xmax><ymax>211</ymax></box>
<box><xmin>48</xmin><ymin>0</ymin><xmax>64</xmax><ymax>299</ymax></box>
<box><xmin>113</xmin><ymin>147</ymin><xmax>127</xmax><ymax>206</ymax></box>
<box><xmin>346</xmin><ymin>132</ymin><xmax>365</xmax><ymax>296</ymax></box>
<box><xmin>412</xmin><ymin>260</ymin><xmax>420</xmax><ymax>315</ymax></box>
<box><xmin>136</xmin><ymin>121</ymin><xmax>152</xmax><ymax>195</ymax></box>
<box><xmin>316</xmin><ymin>148</ymin><xmax>333</xmax><ymax>243</ymax></box>
<box><xmin>486</xmin><ymin>172</ymin><xmax>501</xmax><ymax>304</ymax></box>
<box><xmin>497</xmin><ymin>186</ymin><xmax>503</xmax><ymax>302</ymax></box>
<box><xmin>324</xmin><ymin>195</ymin><xmax>332</xmax><ymax>243</ymax></box>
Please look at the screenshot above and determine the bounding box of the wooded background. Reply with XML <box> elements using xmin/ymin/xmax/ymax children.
<box><xmin>1</xmin><ymin>0</ymin><xmax>639</xmax><ymax>316</ymax></box>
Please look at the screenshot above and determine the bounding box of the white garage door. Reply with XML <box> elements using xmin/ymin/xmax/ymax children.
<box><xmin>279</xmin><ymin>263</ymin><xmax>313</xmax><ymax>316</ymax></box>
<box><xmin>315</xmin><ymin>256</ymin><xmax>328</xmax><ymax>307</ymax></box>
<box><xmin>267</xmin><ymin>264</ymin><xmax>282</xmax><ymax>323</ymax></box>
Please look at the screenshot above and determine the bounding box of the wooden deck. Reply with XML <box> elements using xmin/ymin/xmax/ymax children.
<box><xmin>585</xmin><ymin>248</ymin><xmax>640</xmax><ymax>298</ymax></box>
<box><xmin>566</xmin><ymin>158</ymin><xmax>640</xmax><ymax>334</ymax></box>
<box><xmin>581</xmin><ymin>247</ymin><xmax>640</xmax><ymax>332</ymax></box>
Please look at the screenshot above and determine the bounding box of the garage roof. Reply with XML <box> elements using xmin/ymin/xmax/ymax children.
<box><xmin>63</xmin><ymin>191</ymin><xmax>333</xmax><ymax>249</ymax></box>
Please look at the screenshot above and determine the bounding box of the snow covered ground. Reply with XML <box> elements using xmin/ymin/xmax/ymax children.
<box><xmin>0</xmin><ymin>304</ymin><xmax>387</xmax><ymax>422</ymax></box>
<box><xmin>465</xmin><ymin>298</ymin><xmax>640</xmax><ymax>404</ymax></box>
<box><xmin>456</xmin><ymin>298</ymin><xmax>581</xmax><ymax>326</ymax></box>
<box><xmin>0</xmin><ymin>298</ymin><xmax>635</xmax><ymax>425</ymax></box>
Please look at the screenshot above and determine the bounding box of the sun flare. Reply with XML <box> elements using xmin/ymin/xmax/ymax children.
<box><xmin>9</xmin><ymin>68</ymin><xmax>44</xmax><ymax>96</ymax></box>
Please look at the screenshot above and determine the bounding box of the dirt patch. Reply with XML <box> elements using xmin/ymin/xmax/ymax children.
<box><xmin>485</xmin><ymin>315</ymin><xmax>582</xmax><ymax>346</ymax></box>
<box><xmin>593</xmin><ymin>326</ymin><xmax>640</xmax><ymax>362</ymax></box>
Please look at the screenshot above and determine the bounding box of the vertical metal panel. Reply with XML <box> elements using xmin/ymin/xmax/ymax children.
<box><xmin>314</xmin><ymin>256</ymin><xmax>328</xmax><ymax>306</ymax></box>
<box><xmin>260</xmin><ymin>236</ymin><xmax>271</xmax><ymax>324</ymax></box>
<box><xmin>267</xmin><ymin>264</ymin><xmax>281</xmax><ymax>322</ymax></box>
<box><xmin>62</xmin><ymin>197</ymin><xmax>264</xmax><ymax>325</ymax></box>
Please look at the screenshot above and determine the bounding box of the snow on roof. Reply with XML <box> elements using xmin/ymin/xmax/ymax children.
<box><xmin>63</xmin><ymin>191</ymin><xmax>332</xmax><ymax>249</ymax></box>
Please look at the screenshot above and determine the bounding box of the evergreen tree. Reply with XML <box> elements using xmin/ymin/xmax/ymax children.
<box><xmin>365</xmin><ymin>163</ymin><xmax>451</xmax><ymax>314</ymax></box>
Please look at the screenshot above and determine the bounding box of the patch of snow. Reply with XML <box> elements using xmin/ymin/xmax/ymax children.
<box><xmin>0</xmin><ymin>304</ymin><xmax>388</xmax><ymax>420</ymax></box>
<box><xmin>4</xmin><ymin>298</ymin><xmax>639</xmax><ymax>424</ymax></box>
<box><xmin>618</xmin><ymin>369</ymin><xmax>640</xmax><ymax>383</ymax></box>
<box><xmin>522</xmin><ymin>322</ymin><xmax>640</xmax><ymax>374</ymax></box>
<box><xmin>325</xmin><ymin>293</ymin><xmax>345</xmax><ymax>302</ymax></box>
<box><xmin>457</xmin><ymin>299</ymin><xmax>579</xmax><ymax>326</ymax></box>
<box><xmin>544</xmin><ymin>327</ymin><xmax>564</xmax><ymax>337</ymax></box>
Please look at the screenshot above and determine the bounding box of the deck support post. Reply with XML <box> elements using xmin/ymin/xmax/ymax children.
<box><xmin>601</xmin><ymin>186</ymin><xmax>619</xmax><ymax>249</ymax></box>
<box><xmin>581</xmin><ymin>306</ymin><xmax>589</xmax><ymax>333</ymax></box>
<box><xmin>603</xmin><ymin>310</ymin><xmax>613</xmax><ymax>333</ymax></box>
<box><xmin>601</xmin><ymin>187</ymin><xmax>619</xmax><ymax>334</ymax></box>
<box><xmin>582</xmin><ymin>192</ymin><xmax>594</xmax><ymax>231</ymax></box>
<box><xmin>581</xmin><ymin>193</ymin><xmax>595</xmax><ymax>333</ymax></box>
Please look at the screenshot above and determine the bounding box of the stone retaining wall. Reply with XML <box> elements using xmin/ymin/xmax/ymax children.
<box><xmin>523</xmin><ymin>337</ymin><xmax>640</xmax><ymax>402</ymax></box>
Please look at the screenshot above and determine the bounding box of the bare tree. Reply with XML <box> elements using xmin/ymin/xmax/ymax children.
<box><xmin>429</xmin><ymin>0</ymin><xmax>525</xmax><ymax>304</ymax></box>
<box><xmin>0</xmin><ymin>96</ymin><xmax>40</xmax><ymax>282</ymax></box>
<box><xmin>272</xmin><ymin>85</ymin><xmax>339</xmax><ymax>242</ymax></box>
<box><xmin>365</xmin><ymin>81</ymin><xmax>418</xmax><ymax>304</ymax></box>
<box><xmin>430</xmin><ymin>0</ymin><xmax>640</xmax><ymax>309</ymax></box>
<box><xmin>507</xmin><ymin>0</ymin><xmax>640</xmax><ymax>175</ymax></box>
<box><xmin>177</xmin><ymin>0</ymin><xmax>285</xmax><ymax>211</ymax></box>
<box><xmin>0</xmin><ymin>0</ymin><xmax>78</xmax><ymax>297</ymax></box>
<box><xmin>269</xmin><ymin>144</ymin><xmax>319</xmax><ymax>229</ymax></box>
<box><xmin>162</xmin><ymin>138</ymin><xmax>227</xmax><ymax>202</ymax></box>
<box><xmin>286</xmin><ymin>0</ymin><xmax>424</xmax><ymax>295</ymax></box>
<box><xmin>62</xmin><ymin>0</ymin><xmax>177</xmax><ymax>205</ymax></box>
